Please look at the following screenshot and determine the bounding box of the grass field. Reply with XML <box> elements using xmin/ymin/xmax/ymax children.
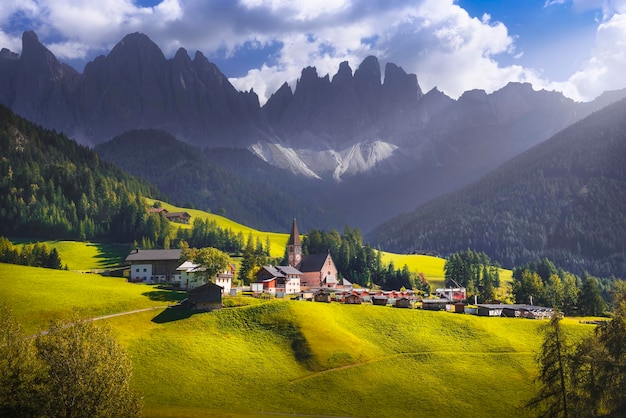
<box><xmin>11</xmin><ymin>239</ymin><xmax>130</xmax><ymax>271</ymax></box>
<box><xmin>0</xmin><ymin>263</ymin><xmax>596</xmax><ymax>417</ymax></box>
<box><xmin>0</xmin><ymin>263</ymin><xmax>184</xmax><ymax>334</ymax></box>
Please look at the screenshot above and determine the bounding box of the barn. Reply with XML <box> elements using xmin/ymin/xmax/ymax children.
<box><xmin>395</xmin><ymin>297</ymin><xmax>411</xmax><ymax>308</ymax></box>
<box><xmin>344</xmin><ymin>294</ymin><xmax>362</xmax><ymax>304</ymax></box>
<box><xmin>186</xmin><ymin>282</ymin><xmax>223</xmax><ymax>311</ymax></box>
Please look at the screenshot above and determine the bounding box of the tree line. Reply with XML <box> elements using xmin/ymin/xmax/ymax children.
<box><xmin>444</xmin><ymin>251</ymin><xmax>615</xmax><ymax>316</ymax></box>
<box><xmin>0</xmin><ymin>236</ymin><xmax>64</xmax><ymax>270</ymax></box>
<box><xmin>303</xmin><ymin>226</ymin><xmax>430</xmax><ymax>291</ymax></box>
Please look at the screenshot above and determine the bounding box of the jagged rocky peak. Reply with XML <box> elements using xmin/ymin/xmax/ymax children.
<box><xmin>332</xmin><ymin>61</ymin><xmax>353</xmax><ymax>85</ymax></box>
<box><xmin>0</xmin><ymin>48</ymin><xmax>19</xmax><ymax>60</ymax></box>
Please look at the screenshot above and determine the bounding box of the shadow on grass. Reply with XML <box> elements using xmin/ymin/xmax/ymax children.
<box><xmin>89</xmin><ymin>243</ymin><xmax>129</xmax><ymax>268</ymax></box>
<box><xmin>142</xmin><ymin>290</ymin><xmax>188</xmax><ymax>303</ymax></box>
<box><xmin>152</xmin><ymin>307</ymin><xmax>194</xmax><ymax>323</ymax></box>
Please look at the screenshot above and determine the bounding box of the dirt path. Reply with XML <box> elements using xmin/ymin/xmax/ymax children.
<box><xmin>90</xmin><ymin>306</ymin><xmax>167</xmax><ymax>321</ymax></box>
<box><xmin>289</xmin><ymin>351</ymin><xmax>534</xmax><ymax>384</ymax></box>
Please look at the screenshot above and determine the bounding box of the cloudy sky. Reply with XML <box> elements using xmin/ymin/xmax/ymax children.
<box><xmin>1</xmin><ymin>0</ymin><xmax>625</xmax><ymax>104</ymax></box>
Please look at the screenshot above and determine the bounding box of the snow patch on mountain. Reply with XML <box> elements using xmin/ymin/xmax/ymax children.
<box><xmin>250</xmin><ymin>140</ymin><xmax>399</xmax><ymax>181</ymax></box>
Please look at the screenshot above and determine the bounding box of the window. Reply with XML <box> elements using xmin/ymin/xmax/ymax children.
<box><xmin>143</xmin><ymin>268</ymin><xmax>147</xmax><ymax>272</ymax></box>
<box><xmin>136</xmin><ymin>268</ymin><xmax>139</xmax><ymax>272</ymax></box>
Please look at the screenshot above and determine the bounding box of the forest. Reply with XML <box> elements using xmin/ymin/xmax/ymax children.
<box><xmin>370</xmin><ymin>98</ymin><xmax>626</xmax><ymax>279</ymax></box>
<box><xmin>0</xmin><ymin>105</ymin><xmax>170</xmax><ymax>247</ymax></box>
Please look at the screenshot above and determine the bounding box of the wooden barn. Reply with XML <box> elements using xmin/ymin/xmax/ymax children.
<box><xmin>314</xmin><ymin>290</ymin><xmax>332</xmax><ymax>303</ymax></box>
<box><xmin>186</xmin><ymin>282</ymin><xmax>223</xmax><ymax>311</ymax></box>
<box><xmin>372</xmin><ymin>295</ymin><xmax>388</xmax><ymax>306</ymax></box>
<box><xmin>395</xmin><ymin>297</ymin><xmax>411</xmax><ymax>308</ymax></box>
<box><xmin>421</xmin><ymin>299</ymin><xmax>449</xmax><ymax>311</ymax></box>
<box><xmin>344</xmin><ymin>294</ymin><xmax>362</xmax><ymax>304</ymax></box>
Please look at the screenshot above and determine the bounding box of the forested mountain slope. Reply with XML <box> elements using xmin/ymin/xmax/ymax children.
<box><xmin>368</xmin><ymin>99</ymin><xmax>626</xmax><ymax>278</ymax></box>
<box><xmin>95</xmin><ymin>129</ymin><xmax>338</xmax><ymax>232</ymax></box>
<box><xmin>0</xmin><ymin>105</ymin><xmax>168</xmax><ymax>244</ymax></box>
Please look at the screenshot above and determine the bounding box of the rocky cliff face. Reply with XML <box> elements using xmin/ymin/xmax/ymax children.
<box><xmin>0</xmin><ymin>31</ymin><xmax>260</xmax><ymax>146</ymax></box>
<box><xmin>1</xmin><ymin>31</ymin><xmax>624</xmax><ymax>182</ymax></box>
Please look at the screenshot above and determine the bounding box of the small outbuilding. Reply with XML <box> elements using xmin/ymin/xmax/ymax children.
<box><xmin>395</xmin><ymin>297</ymin><xmax>412</xmax><ymax>309</ymax></box>
<box><xmin>344</xmin><ymin>294</ymin><xmax>362</xmax><ymax>305</ymax></box>
<box><xmin>314</xmin><ymin>290</ymin><xmax>332</xmax><ymax>303</ymax></box>
<box><xmin>372</xmin><ymin>295</ymin><xmax>388</xmax><ymax>306</ymax></box>
<box><xmin>186</xmin><ymin>282</ymin><xmax>223</xmax><ymax>311</ymax></box>
<box><xmin>421</xmin><ymin>298</ymin><xmax>449</xmax><ymax>311</ymax></box>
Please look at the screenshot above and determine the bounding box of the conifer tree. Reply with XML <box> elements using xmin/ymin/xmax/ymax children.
<box><xmin>526</xmin><ymin>312</ymin><xmax>572</xmax><ymax>418</ymax></box>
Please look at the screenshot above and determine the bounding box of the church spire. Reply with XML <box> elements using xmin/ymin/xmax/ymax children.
<box><xmin>288</xmin><ymin>218</ymin><xmax>301</xmax><ymax>246</ymax></box>
<box><xmin>287</xmin><ymin>218</ymin><xmax>302</xmax><ymax>267</ymax></box>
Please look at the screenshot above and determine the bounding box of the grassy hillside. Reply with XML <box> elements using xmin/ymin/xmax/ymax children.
<box><xmin>147</xmin><ymin>198</ymin><xmax>465</xmax><ymax>286</ymax></box>
<box><xmin>11</xmin><ymin>240</ymin><xmax>130</xmax><ymax>271</ymax></box>
<box><xmin>0</xmin><ymin>264</ymin><xmax>595</xmax><ymax>417</ymax></box>
<box><xmin>0</xmin><ymin>263</ymin><xmax>184</xmax><ymax>334</ymax></box>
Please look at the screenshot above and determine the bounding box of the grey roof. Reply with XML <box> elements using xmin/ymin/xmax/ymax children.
<box><xmin>125</xmin><ymin>249</ymin><xmax>182</xmax><ymax>262</ymax></box>
<box><xmin>279</xmin><ymin>266</ymin><xmax>302</xmax><ymax>275</ymax></box>
<box><xmin>298</xmin><ymin>253</ymin><xmax>331</xmax><ymax>272</ymax></box>
<box><xmin>259</xmin><ymin>265</ymin><xmax>302</xmax><ymax>278</ymax></box>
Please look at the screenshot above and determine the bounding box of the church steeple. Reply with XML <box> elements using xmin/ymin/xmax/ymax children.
<box><xmin>287</xmin><ymin>218</ymin><xmax>302</xmax><ymax>267</ymax></box>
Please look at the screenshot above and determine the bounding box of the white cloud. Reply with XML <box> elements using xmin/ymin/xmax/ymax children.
<box><xmin>1</xmin><ymin>0</ymin><xmax>624</xmax><ymax>104</ymax></box>
<box><xmin>551</xmin><ymin>11</ymin><xmax>626</xmax><ymax>100</ymax></box>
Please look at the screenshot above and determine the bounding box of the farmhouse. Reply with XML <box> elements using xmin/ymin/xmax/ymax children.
<box><xmin>125</xmin><ymin>248</ymin><xmax>182</xmax><ymax>283</ymax></box>
<box><xmin>165</xmin><ymin>211</ymin><xmax>191</xmax><ymax>224</ymax></box>
<box><xmin>176</xmin><ymin>261</ymin><xmax>234</xmax><ymax>292</ymax></box>
<box><xmin>287</xmin><ymin>218</ymin><xmax>339</xmax><ymax>289</ymax></box>
<box><xmin>254</xmin><ymin>265</ymin><xmax>301</xmax><ymax>296</ymax></box>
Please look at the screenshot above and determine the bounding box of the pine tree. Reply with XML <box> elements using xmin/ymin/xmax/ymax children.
<box><xmin>526</xmin><ymin>312</ymin><xmax>572</xmax><ymax>418</ymax></box>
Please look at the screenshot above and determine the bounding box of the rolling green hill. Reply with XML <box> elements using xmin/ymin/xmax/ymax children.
<box><xmin>0</xmin><ymin>263</ymin><xmax>594</xmax><ymax>417</ymax></box>
<box><xmin>369</xmin><ymin>98</ymin><xmax>626</xmax><ymax>278</ymax></box>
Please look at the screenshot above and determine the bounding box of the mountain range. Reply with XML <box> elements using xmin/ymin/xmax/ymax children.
<box><xmin>1</xmin><ymin>30</ymin><xmax>625</xmax><ymax>276</ymax></box>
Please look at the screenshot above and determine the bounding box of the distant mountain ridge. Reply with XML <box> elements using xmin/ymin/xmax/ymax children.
<box><xmin>3</xmin><ymin>30</ymin><xmax>626</xmax><ymax>232</ymax></box>
<box><xmin>368</xmin><ymin>98</ymin><xmax>626</xmax><ymax>278</ymax></box>
<box><xmin>1</xmin><ymin>31</ymin><xmax>624</xmax><ymax>177</ymax></box>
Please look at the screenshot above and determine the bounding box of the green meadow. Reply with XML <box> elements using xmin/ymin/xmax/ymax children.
<box><xmin>11</xmin><ymin>239</ymin><xmax>130</xmax><ymax>271</ymax></box>
<box><xmin>0</xmin><ymin>262</ymin><xmax>595</xmax><ymax>417</ymax></box>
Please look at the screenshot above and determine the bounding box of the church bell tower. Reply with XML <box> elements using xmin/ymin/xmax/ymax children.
<box><xmin>287</xmin><ymin>218</ymin><xmax>302</xmax><ymax>267</ymax></box>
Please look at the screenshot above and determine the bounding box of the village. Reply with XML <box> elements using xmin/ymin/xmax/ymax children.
<box><xmin>125</xmin><ymin>218</ymin><xmax>554</xmax><ymax>320</ymax></box>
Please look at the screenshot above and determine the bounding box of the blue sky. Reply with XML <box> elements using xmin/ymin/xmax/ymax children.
<box><xmin>1</xmin><ymin>0</ymin><xmax>624</xmax><ymax>104</ymax></box>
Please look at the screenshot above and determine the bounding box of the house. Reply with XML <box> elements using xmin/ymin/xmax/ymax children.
<box><xmin>255</xmin><ymin>265</ymin><xmax>301</xmax><ymax>296</ymax></box>
<box><xmin>215</xmin><ymin>265</ymin><xmax>235</xmax><ymax>295</ymax></box>
<box><xmin>435</xmin><ymin>287</ymin><xmax>467</xmax><ymax>301</ymax></box>
<box><xmin>125</xmin><ymin>248</ymin><xmax>182</xmax><ymax>283</ymax></box>
<box><xmin>287</xmin><ymin>219</ymin><xmax>339</xmax><ymax>289</ymax></box>
<box><xmin>165</xmin><ymin>211</ymin><xmax>191</xmax><ymax>224</ymax></box>
<box><xmin>344</xmin><ymin>293</ymin><xmax>362</xmax><ymax>304</ymax></box>
<box><xmin>476</xmin><ymin>304</ymin><xmax>505</xmax><ymax>317</ymax></box>
<box><xmin>185</xmin><ymin>282</ymin><xmax>223</xmax><ymax>311</ymax></box>
<box><xmin>149</xmin><ymin>207</ymin><xmax>168</xmax><ymax>215</ymax></box>
<box><xmin>176</xmin><ymin>261</ymin><xmax>234</xmax><ymax>292</ymax></box>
